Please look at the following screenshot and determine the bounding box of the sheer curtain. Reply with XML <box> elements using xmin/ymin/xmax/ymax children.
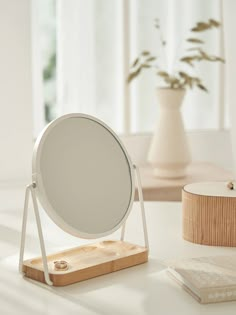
<box><xmin>57</xmin><ymin>0</ymin><xmax>223</xmax><ymax>134</ymax></box>
<box><xmin>57</xmin><ymin>0</ymin><xmax>124</xmax><ymax>132</ymax></box>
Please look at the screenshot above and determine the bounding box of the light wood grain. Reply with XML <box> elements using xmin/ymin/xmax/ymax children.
<box><xmin>23</xmin><ymin>240</ymin><xmax>148</xmax><ymax>286</ymax></box>
<box><xmin>182</xmin><ymin>183</ymin><xmax>236</xmax><ymax>246</ymax></box>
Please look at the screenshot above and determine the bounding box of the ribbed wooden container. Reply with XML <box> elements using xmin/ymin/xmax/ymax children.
<box><xmin>182</xmin><ymin>182</ymin><xmax>236</xmax><ymax>246</ymax></box>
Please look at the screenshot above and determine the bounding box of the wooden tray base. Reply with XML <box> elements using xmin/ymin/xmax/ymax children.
<box><xmin>23</xmin><ymin>240</ymin><xmax>148</xmax><ymax>286</ymax></box>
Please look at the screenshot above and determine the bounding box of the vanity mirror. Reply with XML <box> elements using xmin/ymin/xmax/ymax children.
<box><xmin>19</xmin><ymin>114</ymin><xmax>149</xmax><ymax>286</ymax></box>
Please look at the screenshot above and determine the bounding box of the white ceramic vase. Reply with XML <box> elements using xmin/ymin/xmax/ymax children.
<box><xmin>147</xmin><ymin>88</ymin><xmax>191</xmax><ymax>178</ymax></box>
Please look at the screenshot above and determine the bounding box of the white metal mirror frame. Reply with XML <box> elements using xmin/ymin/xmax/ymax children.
<box><xmin>32</xmin><ymin>114</ymin><xmax>136</xmax><ymax>239</ymax></box>
<box><xmin>19</xmin><ymin>114</ymin><xmax>149</xmax><ymax>286</ymax></box>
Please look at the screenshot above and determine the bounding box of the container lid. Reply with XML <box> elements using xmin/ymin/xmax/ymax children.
<box><xmin>183</xmin><ymin>181</ymin><xmax>236</xmax><ymax>198</ymax></box>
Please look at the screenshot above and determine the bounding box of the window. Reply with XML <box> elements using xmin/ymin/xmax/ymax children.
<box><xmin>34</xmin><ymin>0</ymin><xmax>227</xmax><ymax>137</ymax></box>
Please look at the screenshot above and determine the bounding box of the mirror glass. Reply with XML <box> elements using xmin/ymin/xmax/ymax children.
<box><xmin>33</xmin><ymin>114</ymin><xmax>134</xmax><ymax>239</ymax></box>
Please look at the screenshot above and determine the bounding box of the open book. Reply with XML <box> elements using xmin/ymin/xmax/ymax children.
<box><xmin>167</xmin><ymin>256</ymin><xmax>236</xmax><ymax>304</ymax></box>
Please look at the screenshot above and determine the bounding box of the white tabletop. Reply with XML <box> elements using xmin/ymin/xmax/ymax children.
<box><xmin>1</xmin><ymin>188</ymin><xmax>236</xmax><ymax>315</ymax></box>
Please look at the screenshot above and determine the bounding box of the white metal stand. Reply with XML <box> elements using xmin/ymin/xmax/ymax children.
<box><xmin>19</xmin><ymin>183</ymin><xmax>53</xmax><ymax>286</ymax></box>
<box><xmin>121</xmin><ymin>165</ymin><xmax>149</xmax><ymax>249</ymax></box>
<box><xmin>19</xmin><ymin>164</ymin><xmax>149</xmax><ymax>286</ymax></box>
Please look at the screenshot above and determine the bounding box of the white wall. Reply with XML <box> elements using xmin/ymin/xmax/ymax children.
<box><xmin>0</xmin><ymin>0</ymin><xmax>33</xmax><ymax>185</ymax></box>
<box><xmin>224</xmin><ymin>0</ymin><xmax>236</xmax><ymax>177</ymax></box>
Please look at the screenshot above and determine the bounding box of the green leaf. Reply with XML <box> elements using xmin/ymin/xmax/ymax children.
<box><xmin>180</xmin><ymin>57</ymin><xmax>195</xmax><ymax>66</ymax></box>
<box><xmin>209</xmin><ymin>19</ymin><xmax>220</xmax><ymax>27</ymax></box>
<box><xmin>142</xmin><ymin>51</ymin><xmax>150</xmax><ymax>56</ymax></box>
<box><xmin>217</xmin><ymin>57</ymin><xmax>225</xmax><ymax>63</ymax></box>
<box><xmin>191</xmin><ymin>19</ymin><xmax>221</xmax><ymax>32</ymax></box>
<box><xmin>191</xmin><ymin>21</ymin><xmax>211</xmax><ymax>32</ymax></box>
<box><xmin>199</xmin><ymin>50</ymin><xmax>225</xmax><ymax>63</ymax></box>
<box><xmin>187</xmin><ymin>38</ymin><xmax>204</xmax><ymax>44</ymax></box>
<box><xmin>146</xmin><ymin>56</ymin><xmax>156</xmax><ymax>62</ymax></box>
<box><xmin>131</xmin><ymin>57</ymin><xmax>139</xmax><ymax>67</ymax></box>
<box><xmin>212</xmin><ymin>56</ymin><xmax>225</xmax><ymax>63</ymax></box>
<box><xmin>127</xmin><ymin>67</ymin><xmax>142</xmax><ymax>83</ymax></box>
<box><xmin>157</xmin><ymin>71</ymin><xmax>169</xmax><ymax>77</ymax></box>
<box><xmin>164</xmin><ymin>76</ymin><xmax>181</xmax><ymax>88</ymax></box>
<box><xmin>142</xmin><ymin>64</ymin><xmax>152</xmax><ymax>68</ymax></box>
<box><xmin>197</xmin><ymin>84</ymin><xmax>208</xmax><ymax>92</ymax></box>
<box><xmin>179</xmin><ymin>71</ymin><xmax>189</xmax><ymax>78</ymax></box>
<box><xmin>199</xmin><ymin>50</ymin><xmax>211</xmax><ymax>60</ymax></box>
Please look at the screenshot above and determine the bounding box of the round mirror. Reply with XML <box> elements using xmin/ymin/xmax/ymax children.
<box><xmin>32</xmin><ymin>114</ymin><xmax>134</xmax><ymax>239</ymax></box>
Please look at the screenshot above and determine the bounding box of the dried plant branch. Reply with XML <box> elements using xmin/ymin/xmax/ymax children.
<box><xmin>128</xmin><ymin>18</ymin><xmax>224</xmax><ymax>92</ymax></box>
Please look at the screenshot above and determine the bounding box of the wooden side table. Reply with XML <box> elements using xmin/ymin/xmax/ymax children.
<box><xmin>135</xmin><ymin>162</ymin><xmax>233</xmax><ymax>201</ymax></box>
